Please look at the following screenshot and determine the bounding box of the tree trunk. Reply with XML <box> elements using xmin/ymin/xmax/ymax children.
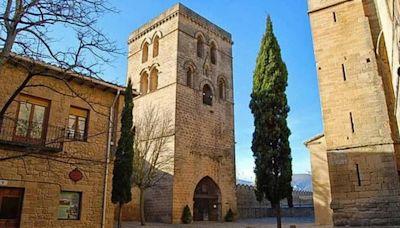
<box><xmin>0</xmin><ymin>29</ymin><xmax>17</xmax><ymax>75</ymax></box>
<box><xmin>0</xmin><ymin>0</ymin><xmax>21</xmax><ymax>76</ymax></box>
<box><xmin>117</xmin><ymin>202</ymin><xmax>122</xmax><ymax>228</ymax></box>
<box><xmin>140</xmin><ymin>188</ymin><xmax>146</xmax><ymax>226</ymax></box>
<box><xmin>276</xmin><ymin>203</ymin><xmax>282</xmax><ymax>228</ymax></box>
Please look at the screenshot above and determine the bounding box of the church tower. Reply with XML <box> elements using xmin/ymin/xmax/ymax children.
<box><xmin>308</xmin><ymin>0</ymin><xmax>400</xmax><ymax>226</ymax></box>
<box><xmin>126</xmin><ymin>4</ymin><xmax>236</xmax><ymax>223</ymax></box>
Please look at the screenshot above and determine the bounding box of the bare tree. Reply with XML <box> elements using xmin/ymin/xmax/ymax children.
<box><xmin>132</xmin><ymin>105</ymin><xmax>174</xmax><ymax>226</ymax></box>
<box><xmin>0</xmin><ymin>0</ymin><xmax>120</xmax><ymax>116</ymax></box>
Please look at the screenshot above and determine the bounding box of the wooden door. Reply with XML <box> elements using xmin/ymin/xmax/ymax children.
<box><xmin>0</xmin><ymin>188</ymin><xmax>24</xmax><ymax>228</ymax></box>
<box><xmin>208</xmin><ymin>198</ymin><xmax>219</xmax><ymax>221</ymax></box>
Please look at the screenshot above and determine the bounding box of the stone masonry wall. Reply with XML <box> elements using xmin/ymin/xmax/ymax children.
<box><xmin>172</xmin><ymin>4</ymin><xmax>236</xmax><ymax>223</ymax></box>
<box><xmin>123</xmin><ymin>3</ymin><xmax>237</xmax><ymax>224</ymax></box>
<box><xmin>0</xmin><ymin>62</ymin><xmax>121</xmax><ymax>228</ymax></box>
<box><xmin>123</xmin><ymin>5</ymin><xmax>179</xmax><ymax>223</ymax></box>
<box><xmin>308</xmin><ymin>0</ymin><xmax>400</xmax><ymax>226</ymax></box>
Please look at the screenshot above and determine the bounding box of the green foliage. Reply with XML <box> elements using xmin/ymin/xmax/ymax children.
<box><xmin>181</xmin><ymin>205</ymin><xmax>192</xmax><ymax>224</ymax></box>
<box><xmin>249</xmin><ymin>16</ymin><xmax>293</xmax><ymax>207</ymax></box>
<box><xmin>112</xmin><ymin>79</ymin><xmax>134</xmax><ymax>205</ymax></box>
<box><xmin>225</xmin><ymin>208</ymin><xmax>234</xmax><ymax>222</ymax></box>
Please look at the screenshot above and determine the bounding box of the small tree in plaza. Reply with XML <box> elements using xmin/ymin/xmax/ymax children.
<box><xmin>249</xmin><ymin>17</ymin><xmax>293</xmax><ymax>228</ymax></box>
<box><xmin>112</xmin><ymin>80</ymin><xmax>134</xmax><ymax>228</ymax></box>
<box><xmin>132</xmin><ymin>105</ymin><xmax>174</xmax><ymax>226</ymax></box>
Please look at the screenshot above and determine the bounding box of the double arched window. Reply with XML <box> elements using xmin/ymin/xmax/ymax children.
<box><xmin>210</xmin><ymin>42</ymin><xmax>217</xmax><ymax>64</ymax></box>
<box><xmin>140</xmin><ymin>68</ymin><xmax>159</xmax><ymax>95</ymax></box>
<box><xmin>202</xmin><ymin>84</ymin><xmax>213</xmax><ymax>106</ymax></box>
<box><xmin>142</xmin><ymin>35</ymin><xmax>160</xmax><ymax>63</ymax></box>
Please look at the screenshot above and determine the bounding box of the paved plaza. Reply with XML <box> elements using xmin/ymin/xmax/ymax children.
<box><xmin>122</xmin><ymin>217</ymin><xmax>331</xmax><ymax>228</ymax></box>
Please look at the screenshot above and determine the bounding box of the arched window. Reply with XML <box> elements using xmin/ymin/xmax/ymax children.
<box><xmin>202</xmin><ymin>84</ymin><xmax>212</xmax><ymax>106</ymax></box>
<box><xmin>149</xmin><ymin>68</ymin><xmax>158</xmax><ymax>92</ymax></box>
<box><xmin>210</xmin><ymin>42</ymin><xmax>217</xmax><ymax>64</ymax></box>
<box><xmin>218</xmin><ymin>78</ymin><xmax>226</xmax><ymax>100</ymax></box>
<box><xmin>142</xmin><ymin>42</ymin><xmax>149</xmax><ymax>63</ymax></box>
<box><xmin>140</xmin><ymin>72</ymin><xmax>148</xmax><ymax>95</ymax></box>
<box><xmin>153</xmin><ymin>36</ymin><xmax>159</xmax><ymax>58</ymax></box>
<box><xmin>187</xmin><ymin>67</ymin><xmax>192</xmax><ymax>87</ymax></box>
<box><xmin>197</xmin><ymin>36</ymin><xmax>204</xmax><ymax>58</ymax></box>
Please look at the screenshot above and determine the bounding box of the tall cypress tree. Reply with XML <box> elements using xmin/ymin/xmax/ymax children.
<box><xmin>112</xmin><ymin>79</ymin><xmax>134</xmax><ymax>228</ymax></box>
<box><xmin>250</xmin><ymin>17</ymin><xmax>293</xmax><ymax>228</ymax></box>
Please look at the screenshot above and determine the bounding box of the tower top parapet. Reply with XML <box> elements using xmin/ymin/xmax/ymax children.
<box><xmin>128</xmin><ymin>3</ymin><xmax>232</xmax><ymax>45</ymax></box>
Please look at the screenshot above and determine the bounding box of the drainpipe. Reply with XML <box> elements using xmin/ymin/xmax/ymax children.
<box><xmin>101</xmin><ymin>89</ymin><xmax>121</xmax><ymax>228</ymax></box>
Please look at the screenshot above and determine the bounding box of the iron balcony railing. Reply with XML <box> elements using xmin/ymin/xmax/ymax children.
<box><xmin>0</xmin><ymin>116</ymin><xmax>64</xmax><ymax>152</ymax></box>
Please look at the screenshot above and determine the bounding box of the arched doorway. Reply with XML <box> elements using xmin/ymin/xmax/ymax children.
<box><xmin>193</xmin><ymin>176</ymin><xmax>221</xmax><ymax>221</ymax></box>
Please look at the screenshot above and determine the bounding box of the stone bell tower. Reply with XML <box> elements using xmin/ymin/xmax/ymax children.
<box><xmin>308</xmin><ymin>0</ymin><xmax>400</xmax><ymax>226</ymax></box>
<box><xmin>126</xmin><ymin>3</ymin><xmax>236</xmax><ymax>223</ymax></box>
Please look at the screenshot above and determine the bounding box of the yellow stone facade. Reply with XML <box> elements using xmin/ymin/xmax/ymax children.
<box><xmin>307</xmin><ymin>0</ymin><xmax>400</xmax><ymax>226</ymax></box>
<box><xmin>305</xmin><ymin>134</ymin><xmax>332</xmax><ymax>226</ymax></box>
<box><xmin>122</xmin><ymin>3</ymin><xmax>237</xmax><ymax>224</ymax></box>
<box><xmin>0</xmin><ymin>4</ymin><xmax>238</xmax><ymax>226</ymax></box>
<box><xmin>0</xmin><ymin>56</ymin><xmax>126</xmax><ymax>228</ymax></box>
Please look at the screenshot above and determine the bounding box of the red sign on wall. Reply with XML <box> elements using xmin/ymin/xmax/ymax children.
<box><xmin>69</xmin><ymin>168</ymin><xmax>83</xmax><ymax>182</ymax></box>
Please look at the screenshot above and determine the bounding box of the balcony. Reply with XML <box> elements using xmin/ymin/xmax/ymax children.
<box><xmin>0</xmin><ymin>116</ymin><xmax>64</xmax><ymax>152</ymax></box>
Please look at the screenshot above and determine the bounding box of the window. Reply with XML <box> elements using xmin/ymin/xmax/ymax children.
<box><xmin>15</xmin><ymin>95</ymin><xmax>49</xmax><ymax>142</ymax></box>
<box><xmin>66</xmin><ymin>107</ymin><xmax>88</xmax><ymax>141</ymax></box>
<box><xmin>142</xmin><ymin>42</ymin><xmax>149</xmax><ymax>63</ymax></box>
<box><xmin>153</xmin><ymin>36</ymin><xmax>159</xmax><ymax>58</ymax></box>
<box><xmin>187</xmin><ymin>68</ymin><xmax>192</xmax><ymax>87</ymax></box>
<box><xmin>140</xmin><ymin>72</ymin><xmax>149</xmax><ymax>95</ymax></box>
<box><xmin>0</xmin><ymin>187</ymin><xmax>24</xmax><ymax>224</ymax></box>
<box><xmin>58</xmin><ymin>191</ymin><xmax>81</xmax><ymax>220</ymax></box>
<box><xmin>218</xmin><ymin>79</ymin><xmax>226</xmax><ymax>100</ymax></box>
<box><xmin>197</xmin><ymin>35</ymin><xmax>204</xmax><ymax>58</ymax></box>
<box><xmin>210</xmin><ymin>42</ymin><xmax>217</xmax><ymax>64</ymax></box>
<box><xmin>149</xmin><ymin>68</ymin><xmax>158</xmax><ymax>92</ymax></box>
<box><xmin>202</xmin><ymin>84</ymin><xmax>213</xmax><ymax>106</ymax></box>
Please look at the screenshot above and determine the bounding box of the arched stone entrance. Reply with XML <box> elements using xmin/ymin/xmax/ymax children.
<box><xmin>193</xmin><ymin>176</ymin><xmax>221</xmax><ymax>221</ymax></box>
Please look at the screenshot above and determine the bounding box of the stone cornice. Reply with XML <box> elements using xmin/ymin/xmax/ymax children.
<box><xmin>128</xmin><ymin>4</ymin><xmax>233</xmax><ymax>45</ymax></box>
<box><xmin>178</xmin><ymin>7</ymin><xmax>233</xmax><ymax>44</ymax></box>
<box><xmin>128</xmin><ymin>11</ymin><xmax>179</xmax><ymax>45</ymax></box>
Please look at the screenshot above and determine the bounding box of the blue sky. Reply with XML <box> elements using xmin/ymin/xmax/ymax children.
<box><xmin>97</xmin><ymin>1</ymin><xmax>323</xmax><ymax>181</ymax></box>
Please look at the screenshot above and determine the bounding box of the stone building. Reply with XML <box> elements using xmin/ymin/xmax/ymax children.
<box><xmin>122</xmin><ymin>3</ymin><xmax>237</xmax><ymax>224</ymax></box>
<box><xmin>307</xmin><ymin>0</ymin><xmax>400</xmax><ymax>226</ymax></box>
<box><xmin>0</xmin><ymin>54</ymin><xmax>128</xmax><ymax>228</ymax></box>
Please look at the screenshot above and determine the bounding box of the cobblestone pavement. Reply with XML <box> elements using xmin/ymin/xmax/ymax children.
<box><xmin>122</xmin><ymin>217</ymin><xmax>332</xmax><ymax>228</ymax></box>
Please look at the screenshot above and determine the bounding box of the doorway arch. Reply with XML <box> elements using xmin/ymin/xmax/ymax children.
<box><xmin>193</xmin><ymin>176</ymin><xmax>221</xmax><ymax>221</ymax></box>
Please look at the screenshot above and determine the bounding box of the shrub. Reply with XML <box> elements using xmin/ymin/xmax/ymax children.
<box><xmin>225</xmin><ymin>208</ymin><xmax>234</xmax><ymax>222</ymax></box>
<box><xmin>181</xmin><ymin>205</ymin><xmax>192</xmax><ymax>224</ymax></box>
